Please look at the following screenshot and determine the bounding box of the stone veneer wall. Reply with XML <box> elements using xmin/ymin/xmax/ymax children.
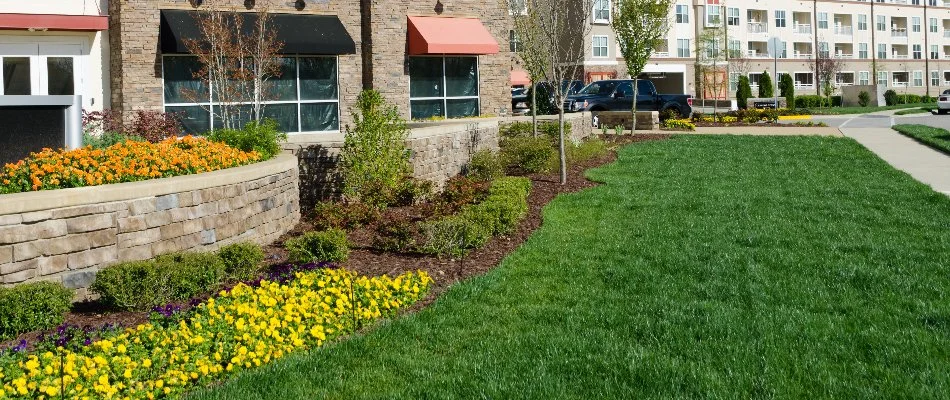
<box><xmin>0</xmin><ymin>155</ymin><xmax>300</xmax><ymax>298</ymax></box>
<box><xmin>290</xmin><ymin>114</ymin><xmax>593</xmax><ymax>207</ymax></box>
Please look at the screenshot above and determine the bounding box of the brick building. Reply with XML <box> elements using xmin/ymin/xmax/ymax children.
<box><xmin>108</xmin><ymin>0</ymin><xmax>513</xmax><ymax>141</ymax></box>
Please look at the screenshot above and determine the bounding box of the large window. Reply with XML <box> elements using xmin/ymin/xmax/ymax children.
<box><xmin>676</xmin><ymin>5</ymin><xmax>689</xmax><ymax>24</ymax></box>
<box><xmin>593</xmin><ymin>35</ymin><xmax>609</xmax><ymax>57</ymax></box>
<box><xmin>593</xmin><ymin>0</ymin><xmax>610</xmax><ymax>22</ymax></box>
<box><xmin>409</xmin><ymin>56</ymin><xmax>479</xmax><ymax>120</ymax></box>
<box><xmin>162</xmin><ymin>55</ymin><xmax>340</xmax><ymax>134</ymax></box>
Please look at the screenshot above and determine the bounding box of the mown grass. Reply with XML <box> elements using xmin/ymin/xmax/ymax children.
<box><xmin>191</xmin><ymin>135</ymin><xmax>950</xmax><ymax>399</ymax></box>
<box><xmin>807</xmin><ymin>103</ymin><xmax>936</xmax><ymax>115</ymax></box>
<box><xmin>894</xmin><ymin>107</ymin><xmax>935</xmax><ymax>116</ymax></box>
<box><xmin>893</xmin><ymin>124</ymin><xmax>950</xmax><ymax>155</ymax></box>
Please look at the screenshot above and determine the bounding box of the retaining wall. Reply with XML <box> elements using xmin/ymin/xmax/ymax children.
<box><xmin>0</xmin><ymin>155</ymin><xmax>300</xmax><ymax>298</ymax></box>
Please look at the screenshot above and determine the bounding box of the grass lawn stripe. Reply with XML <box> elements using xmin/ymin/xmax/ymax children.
<box><xmin>191</xmin><ymin>135</ymin><xmax>950</xmax><ymax>399</ymax></box>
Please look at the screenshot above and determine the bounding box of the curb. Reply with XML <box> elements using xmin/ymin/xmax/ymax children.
<box><xmin>778</xmin><ymin>115</ymin><xmax>812</xmax><ymax>121</ymax></box>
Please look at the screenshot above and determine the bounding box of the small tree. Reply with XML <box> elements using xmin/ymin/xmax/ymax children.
<box><xmin>340</xmin><ymin>90</ymin><xmax>412</xmax><ymax>208</ymax></box>
<box><xmin>506</xmin><ymin>0</ymin><xmax>552</xmax><ymax>137</ymax></box>
<box><xmin>696</xmin><ymin>25</ymin><xmax>728</xmax><ymax>117</ymax></box>
<box><xmin>612</xmin><ymin>0</ymin><xmax>673</xmax><ymax>123</ymax></box>
<box><xmin>758</xmin><ymin>71</ymin><xmax>774</xmax><ymax>98</ymax></box>
<box><xmin>736</xmin><ymin>76</ymin><xmax>752</xmax><ymax>109</ymax></box>
<box><xmin>779</xmin><ymin>73</ymin><xmax>795</xmax><ymax>109</ymax></box>
<box><xmin>810</xmin><ymin>44</ymin><xmax>843</xmax><ymax>107</ymax></box>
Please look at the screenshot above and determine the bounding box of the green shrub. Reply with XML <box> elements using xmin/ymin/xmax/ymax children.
<box><xmin>312</xmin><ymin>201</ymin><xmax>380</xmax><ymax>231</ymax></box>
<box><xmin>758</xmin><ymin>71</ymin><xmax>774</xmax><ymax>98</ymax></box>
<box><xmin>286</xmin><ymin>229</ymin><xmax>350</xmax><ymax>263</ymax></box>
<box><xmin>206</xmin><ymin>118</ymin><xmax>287</xmax><ymax>160</ymax></box>
<box><xmin>420</xmin><ymin>215</ymin><xmax>492</xmax><ymax>258</ymax></box>
<box><xmin>82</xmin><ymin>131</ymin><xmax>144</xmax><ymax>150</ymax></box>
<box><xmin>736</xmin><ymin>76</ymin><xmax>752</xmax><ymax>109</ymax></box>
<box><xmin>500</xmin><ymin>136</ymin><xmax>557</xmax><ymax>173</ymax></box>
<box><xmin>0</xmin><ymin>282</ymin><xmax>73</xmax><ymax>340</ymax></box>
<box><xmin>340</xmin><ymin>90</ymin><xmax>412</xmax><ymax>208</ymax></box>
<box><xmin>373</xmin><ymin>221</ymin><xmax>418</xmax><ymax>253</ymax></box>
<box><xmin>539</xmin><ymin>121</ymin><xmax>571</xmax><ymax>143</ymax></box>
<box><xmin>467</xmin><ymin>149</ymin><xmax>505</xmax><ymax>182</ymax></box>
<box><xmin>500</xmin><ymin>121</ymin><xmax>568</xmax><ymax>143</ymax></box>
<box><xmin>779</xmin><ymin>73</ymin><xmax>795</xmax><ymax>109</ymax></box>
<box><xmin>155</xmin><ymin>252</ymin><xmax>226</xmax><ymax>300</ymax></box>
<box><xmin>500</xmin><ymin>122</ymin><xmax>533</xmax><ymax>138</ymax></box>
<box><xmin>92</xmin><ymin>261</ymin><xmax>171</xmax><ymax>311</ymax></box>
<box><xmin>566</xmin><ymin>138</ymin><xmax>609</xmax><ymax>163</ymax></box>
<box><xmin>795</xmin><ymin>95</ymin><xmax>827</xmax><ymax>108</ymax></box>
<box><xmin>438</xmin><ymin>176</ymin><xmax>490</xmax><ymax>214</ymax></box>
<box><xmin>884</xmin><ymin>90</ymin><xmax>898</xmax><ymax>106</ymax></box>
<box><xmin>217</xmin><ymin>242</ymin><xmax>265</xmax><ymax>281</ymax></box>
<box><xmin>858</xmin><ymin>91</ymin><xmax>871</xmax><ymax>107</ymax></box>
<box><xmin>394</xmin><ymin>178</ymin><xmax>434</xmax><ymax>206</ymax></box>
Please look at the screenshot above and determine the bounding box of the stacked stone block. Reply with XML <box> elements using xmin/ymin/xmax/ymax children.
<box><xmin>0</xmin><ymin>159</ymin><xmax>300</xmax><ymax>298</ymax></box>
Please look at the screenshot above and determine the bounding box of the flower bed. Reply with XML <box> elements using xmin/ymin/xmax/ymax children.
<box><xmin>0</xmin><ymin>266</ymin><xmax>431</xmax><ymax>399</ymax></box>
<box><xmin>1</xmin><ymin>136</ymin><xmax>261</xmax><ymax>194</ymax></box>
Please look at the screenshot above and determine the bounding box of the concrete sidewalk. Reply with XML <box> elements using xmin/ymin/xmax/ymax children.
<box><xmin>841</xmin><ymin>128</ymin><xmax>950</xmax><ymax>196</ymax></box>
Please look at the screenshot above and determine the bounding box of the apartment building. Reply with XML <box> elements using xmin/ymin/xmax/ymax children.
<box><xmin>583</xmin><ymin>0</ymin><xmax>950</xmax><ymax>99</ymax></box>
<box><xmin>0</xmin><ymin>1</ymin><xmax>109</xmax><ymax>110</ymax></box>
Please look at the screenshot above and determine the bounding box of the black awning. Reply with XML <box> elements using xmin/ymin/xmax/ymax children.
<box><xmin>160</xmin><ymin>10</ymin><xmax>356</xmax><ymax>55</ymax></box>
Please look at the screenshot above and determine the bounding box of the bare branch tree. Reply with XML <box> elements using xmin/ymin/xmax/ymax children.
<box><xmin>696</xmin><ymin>23</ymin><xmax>728</xmax><ymax>116</ymax></box>
<box><xmin>612</xmin><ymin>0</ymin><xmax>673</xmax><ymax>123</ymax></box>
<box><xmin>505</xmin><ymin>0</ymin><xmax>552</xmax><ymax>137</ymax></box>
<box><xmin>809</xmin><ymin>36</ymin><xmax>843</xmax><ymax>107</ymax></box>
<box><xmin>183</xmin><ymin>0</ymin><xmax>284</xmax><ymax>131</ymax></box>
<box><xmin>530</xmin><ymin>0</ymin><xmax>594</xmax><ymax>185</ymax></box>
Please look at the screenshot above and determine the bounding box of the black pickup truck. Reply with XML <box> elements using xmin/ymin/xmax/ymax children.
<box><xmin>564</xmin><ymin>79</ymin><xmax>693</xmax><ymax>117</ymax></box>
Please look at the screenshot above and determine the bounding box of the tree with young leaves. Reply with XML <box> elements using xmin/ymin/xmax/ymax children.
<box><xmin>184</xmin><ymin>0</ymin><xmax>284</xmax><ymax>130</ymax></box>
<box><xmin>696</xmin><ymin>24</ymin><xmax>727</xmax><ymax>116</ymax></box>
<box><xmin>612</xmin><ymin>0</ymin><xmax>673</xmax><ymax>123</ymax></box>
<box><xmin>809</xmin><ymin>44</ymin><xmax>843</xmax><ymax>107</ymax></box>
<box><xmin>506</xmin><ymin>0</ymin><xmax>552</xmax><ymax>137</ymax></box>
<box><xmin>522</xmin><ymin>0</ymin><xmax>594</xmax><ymax>185</ymax></box>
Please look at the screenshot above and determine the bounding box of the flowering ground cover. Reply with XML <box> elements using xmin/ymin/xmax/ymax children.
<box><xmin>1</xmin><ymin>136</ymin><xmax>261</xmax><ymax>194</ymax></box>
<box><xmin>195</xmin><ymin>135</ymin><xmax>950</xmax><ymax>398</ymax></box>
<box><xmin>0</xmin><ymin>266</ymin><xmax>431</xmax><ymax>398</ymax></box>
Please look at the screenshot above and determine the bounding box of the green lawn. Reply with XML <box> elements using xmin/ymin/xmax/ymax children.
<box><xmin>192</xmin><ymin>136</ymin><xmax>950</xmax><ymax>399</ymax></box>
<box><xmin>893</xmin><ymin>124</ymin><xmax>950</xmax><ymax>155</ymax></box>
<box><xmin>894</xmin><ymin>107</ymin><xmax>935</xmax><ymax>116</ymax></box>
<box><xmin>808</xmin><ymin>103</ymin><xmax>936</xmax><ymax>115</ymax></box>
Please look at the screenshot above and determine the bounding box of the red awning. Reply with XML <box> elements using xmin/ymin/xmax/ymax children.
<box><xmin>511</xmin><ymin>70</ymin><xmax>531</xmax><ymax>86</ymax></box>
<box><xmin>0</xmin><ymin>13</ymin><xmax>108</xmax><ymax>32</ymax></box>
<box><xmin>408</xmin><ymin>16</ymin><xmax>499</xmax><ymax>55</ymax></box>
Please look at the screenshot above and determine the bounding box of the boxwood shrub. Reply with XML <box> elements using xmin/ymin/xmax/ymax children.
<box><xmin>285</xmin><ymin>229</ymin><xmax>350</xmax><ymax>263</ymax></box>
<box><xmin>0</xmin><ymin>282</ymin><xmax>73</xmax><ymax>341</ymax></box>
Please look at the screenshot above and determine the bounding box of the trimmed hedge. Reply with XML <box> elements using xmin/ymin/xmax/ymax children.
<box><xmin>285</xmin><ymin>229</ymin><xmax>350</xmax><ymax>264</ymax></box>
<box><xmin>421</xmin><ymin>177</ymin><xmax>531</xmax><ymax>257</ymax></box>
<box><xmin>0</xmin><ymin>282</ymin><xmax>73</xmax><ymax>341</ymax></box>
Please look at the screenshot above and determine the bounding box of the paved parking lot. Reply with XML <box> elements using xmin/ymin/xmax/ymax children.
<box><xmin>810</xmin><ymin>111</ymin><xmax>950</xmax><ymax>129</ymax></box>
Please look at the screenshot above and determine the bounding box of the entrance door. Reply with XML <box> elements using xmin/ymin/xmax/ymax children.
<box><xmin>0</xmin><ymin>43</ymin><xmax>81</xmax><ymax>96</ymax></box>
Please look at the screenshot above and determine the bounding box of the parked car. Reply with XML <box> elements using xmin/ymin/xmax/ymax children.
<box><xmin>937</xmin><ymin>89</ymin><xmax>950</xmax><ymax>114</ymax></box>
<box><xmin>564</xmin><ymin>79</ymin><xmax>693</xmax><ymax>118</ymax></box>
<box><xmin>518</xmin><ymin>80</ymin><xmax>584</xmax><ymax>115</ymax></box>
<box><xmin>512</xmin><ymin>87</ymin><xmax>530</xmax><ymax>115</ymax></box>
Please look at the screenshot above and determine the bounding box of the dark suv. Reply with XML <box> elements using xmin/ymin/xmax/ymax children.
<box><xmin>565</xmin><ymin>79</ymin><xmax>693</xmax><ymax>117</ymax></box>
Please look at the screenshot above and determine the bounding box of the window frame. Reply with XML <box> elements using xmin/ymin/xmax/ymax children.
<box><xmin>876</xmin><ymin>15</ymin><xmax>886</xmax><ymax>32</ymax></box>
<box><xmin>706</xmin><ymin>5</ymin><xmax>723</xmax><ymax>27</ymax></box>
<box><xmin>676</xmin><ymin>4</ymin><xmax>690</xmax><ymax>24</ymax></box>
<box><xmin>593</xmin><ymin>0</ymin><xmax>611</xmax><ymax>23</ymax></box>
<box><xmin>913</xmin><ymin>44</ymin><xmax>922</xmax><ymax>60</ymax></box>
<box><xmin>912</xmin><ymin>17</ymin><xmax>921</xmax><ymax>33</ymax></box>
<box><xmin>858</xmin><ymin>71</ymin><xmax>870</xmax><ymax>86</ymax></box>
<box><xmin>913</xmin><ymin>71</ymin><xmax>924</xmax><ymax>87</ymax></box>
<box><xmin>930</xmin><ymin>18</ymin><xmax>938</xmax><ymax>33</ymax></box>
<box><xmin>931</xmin><ymin>70</ymin><xmax>940</xmax><ymax>87</ymax></box>
<box><xmin>727</xmin><ymin>7</ymin><xmax>740</xmax><ymax>26</ymax></box>
<box><xmin>775</xmin><ymin>10</ymin><xmax>786</xmax><ymax>28</ymax></box>
<box><xmin>877</xmin><ymin>71</ymin><xmax>888</xmax><ymax>86</ymax></box>
<box><xmin>858</xmin><ymin>43</ymin><xmax>869</xmax><ymax>59</ymax></box>
<box><xmin>160</xmin><ymin>54</ymin><xmax>341</xmax><ymax>134</ymax></box>
<box><xmin>592</xmin><ymin>35</ymin><xmax>609</xmax><ymax>58</ymax></box>
<box><xmin>877</xmin><ymin>43</ymin><xmax>888</xmax><ymax>59</ymax></box>
<box><xmin>676</xmin><ymin>38</ymin><xmax>691</xmax><ymax>58</ymax></box>
<box><xmin>857</xmin><ymin>15</ymin><xmax>867</xmax><ymax>31</ymax></box>
<box><xmin>817</xmin><ymin>12</ymin><xmax>828</xmax><ymax>30</ymax></box>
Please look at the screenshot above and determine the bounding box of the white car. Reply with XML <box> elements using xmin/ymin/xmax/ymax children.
<box><xmin>938</xmin><ymin>89</ymin><xmax>950</xmax><ymax>115</ymax></box>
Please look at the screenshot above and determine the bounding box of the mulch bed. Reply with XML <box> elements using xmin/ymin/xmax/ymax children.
<box><xmin>2</xmin><ymin>134</ymin><xmax>669</xmax><ymax>348</ymax></box>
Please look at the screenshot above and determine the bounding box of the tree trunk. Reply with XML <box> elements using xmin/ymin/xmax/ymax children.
<box><xmin>532</xmin><ymin>82</ymin><xmax>538</xmax><ymax>137</ymax></box>
<box><xmin>558</xmin><ymin>107</ymin><xmax>567</xmax><ymax>185</ymax></box>
<box><xmin>632</xmin><ymin>77</ymin><xmax>639</xmax><ymax>132</ymax></box>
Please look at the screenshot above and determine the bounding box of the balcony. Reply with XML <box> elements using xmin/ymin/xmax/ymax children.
<box><xmin>746</xmin><ymin>50</ymin><xmax>770</xmax><ymax>58</ymax></box>
<box><xmin>834</xmin><ymin>26</ymin><xmax>853</xmax><ymax>36</ymax></box>
<box><xmin>892</xmin><ymin>53</ymin><xmax>909</xmax><ymax>59</ymax></box>
<box><xmin>654</xmin><ymin>52</ymin><xmax>670</xmax><ymax>58</ymax></box>
<box><xmin>893</xmin><ymin>81</ymin><xmax>908</xmax><ymax>87</ymax></box>
<box><xmin>944</xmin><ymin>29</ymin><xmax>950</xmax><ymax>38</ymax></box>
<box><xmin>834</xmin><ymin>53</ymin><xmax>853</xmax><ymax>59</ymax></box>
<box><xmin>891</xmin><ymin>28</ymin><xmax>908</xmax><ymax>37</ymax></box>
<box><xmin>795</xmin><ymin>24</ymin><xmax>812</xmax><ymax>34</ymax></box>
<box><xmin>748</xmin><ymin>22</ymin><xmax>768</xmax><ymax>33</ymax></box>
<box><xmin>793</xmin><ymin>52</ymin><xmax>813</xmax><ymax>59</ymax></box>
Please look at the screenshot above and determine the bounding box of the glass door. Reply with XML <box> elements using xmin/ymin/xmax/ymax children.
<box><xmin>0</xmin><ymin>43</ymin><xmax>80</xmax><ymax>96</ymax></box>
<box><xmin>0</xmin><ymin>44</ymin><xmax>40</xmax><ymax>96</ymax></box>
<box><xmin>39</xmin><ymin>44</ymin><xmax>80</xmax><ymax>96</ymax></box>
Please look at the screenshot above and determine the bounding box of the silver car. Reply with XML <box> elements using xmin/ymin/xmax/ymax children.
<box><xmin>938</xmin><ymin>89</ymin><xmax>950</xmax><ymax>115</ymax></box>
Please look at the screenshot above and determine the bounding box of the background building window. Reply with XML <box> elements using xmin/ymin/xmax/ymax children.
<box><xmin>409</xmin><ymin>57</ymin><xmax>479</xmax><ymax>120</ymax></box>
<box><xmin>509</xmin><ymin>30</ymin><xmax>521</xmax><ymax>52</ymax></box>
<box><xmin>859</xmin><ymin>43</ymin><xmax>869</xmax><ymax>59</ymax></box>
<box><xmin>931</xmin><ymin>45</ymin><xmax>939</xmax><ymax>60</ymax></box>
<box><xmin>818</xmin><ymin>13</ymin><xmax>828</xmax><ymax>30</ymax></box>
<box><xmin>593</xmin><ymin>0</ymin><xmax>611</xmax><ymax>22</ymax></box>
<box><xmin>912</xmin><ymin>17</ymin><xmax>921</xmax><ymax>33</ymax></box>
<box><xmin>775</xmin><ymin>10</ymin><xmax>786</xmax><ymax>28</ymax></box>
<box><xmin>877</xmin><ymin>71</ymin><xmax>888</xmax><ymax>86</ymax></box>
<box><xmin>593</xmin><ymin>35</ymin><xmax>609</xmax><ymax>57</ymax></box>
<box><xmin>913</xmin><ymin>71</ymin><xmax>923</xmax><ymax>87</ymax></box>
<box><xmin>913</xmin><ymin>45</ymin><xmax>922</xmax><ymax>60</ymax></box>
<box><xmin>878</xmin><ymin>44</ymin><xmax>887</xmax><ymax>59</ymax></box>
<box><xmin>876</xmin><ymin>15</ymin><xmax>886</xmax><ymax>32</ymax></box>
<box><xmin>162</xmin><ymin>55</ymin><xmax>339</xmax><ymax>134</ymax></box>
<box><xmin>930</xmin><ymin>18</ymin><xmax>938</xmax><ymax>33</ymax></box>
<box><xmin>727</xmin><ymin>8</ymin><xmax>739</xmax><ymax>26</ymax></box>
<box><xmin>858</xmin><ymin>15</ymin><xmax>867</xmax><ymax>31</ymax></box>
<box><xmin>932</xmin><ymin>71</ymin><xmax>940</xmax><ymax>87</ymax></box>
<box><xmin>677</xmin><ymin>39</ymin><xmax>691</xmax><ymax>57</ymax></box>
<box><xmin>859</xmin><ymin>71</ymin><xmax>870</xmax><ymax>85</ymax></box>
<box><xmin>706</xmin><ymin>5</ymin><xmax>722</xmax><ymax>27</ymax></box>
<box><xmin>676</xmin><ymin>4</ymin><xmax>689</xmax><ymax>24</ymax></box>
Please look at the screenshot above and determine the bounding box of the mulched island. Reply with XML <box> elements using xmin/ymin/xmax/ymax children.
<box><xmin>1</xmin><ymin>134</ymin><xmax>668</xmax><ymax>348</ymax></box>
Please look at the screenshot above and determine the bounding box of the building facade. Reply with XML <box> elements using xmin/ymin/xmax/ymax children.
<box><xmin>583</xmin><ymin>0</ymin><xmax>950</xmax><ymax>99</ymax></box>
<box><xmin>0</xmin><ymin>1</ymin><xmax>109</xmax><ymax>111</ymax></box>
<box><xmin>107</xmin><ymin>0</ymin><xmax>513</xmax><ymax>140</ymax></box>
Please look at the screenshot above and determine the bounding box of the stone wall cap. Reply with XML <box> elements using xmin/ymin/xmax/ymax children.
<box><xmin>0</xmin><ymin>154</ymin><xmax>298</xmax><ymax>215</ymax></box>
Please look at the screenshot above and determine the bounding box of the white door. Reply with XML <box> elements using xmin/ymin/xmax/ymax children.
<box><xmin>0</xmin><ymin>43</ymin><xmax>81</xmax><ymax>96</ymax></box>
